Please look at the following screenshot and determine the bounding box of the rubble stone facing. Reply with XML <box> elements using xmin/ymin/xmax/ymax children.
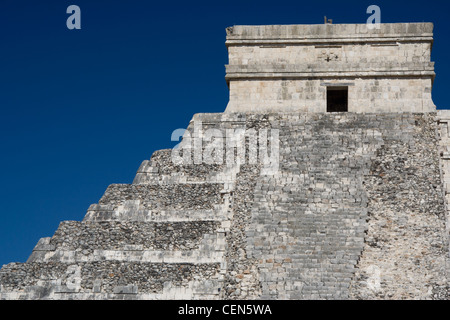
<box><xmin>0</xmin><ymin>262</ymin><xmax>219</xmax><ymax>297</ymax></box>
<box><xmin>98</xmin><ymin>183</ymin><xmax>223</xmax><ymax>210</ymax></box>
<box><xmin>49</xmin><ymin>221</ymin><xmax>219</xmax><ymax>251</ymax></box>
<box><xmin>79</xmin><ymin>262</ymin><xmax>220</xmax><ymax>294</ymax></box>
<box><xmin>0</xmin><ymin>262</ymin><xmax>68</xmax><ymax>292</ymax></box>
<box><xmin>145</xmin><ymin>149</ymin><xmax>224</xmax><ymax>177</ymax></box>
<box><xmin>350</xmin><ymin>114</ymin><xmax>448</xmax><ymax>300</ymax></box>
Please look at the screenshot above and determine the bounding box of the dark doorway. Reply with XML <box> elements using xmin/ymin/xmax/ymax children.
<box><xmin>327</xmin><ymin>87</ymin><xmax>348</xmax><ymax>112</ymax></box>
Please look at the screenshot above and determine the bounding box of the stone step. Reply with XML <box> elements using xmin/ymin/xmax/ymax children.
<box><xmin>83</xmin><ymin>182</ymin><xmax>227</xmax><ymax>221</ymax></box>
<box><xmin>133</xmin><ymin>150</ymin><xmax>235</xmax><ymax>185</ymax></box>
<box><xmin>98</xmin><ymin>183</ymin><xmax>224</xmax><ymax>210</ymax></box>
<box><xmin>26</xmin><ymin>220</ymin><xmax>229</xmax><ymax>264</ymax></box>
<box><xmin>0</xmin><ymin>261</ymin><xmax>222</xmax><ymax>300</ymax></box>
<box><xmin>52</xmin><ymin>221</ymin><xmax>220</xmax><ymax>251</ymax></box>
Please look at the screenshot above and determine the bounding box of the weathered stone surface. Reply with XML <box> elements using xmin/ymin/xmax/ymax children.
<box><xmin>49</xmin><ymin>221</ymin><xmax>220</xmax><ymax>251</ymax></box>
<box><xmin>1</xmin><ymin>112</ymin><xmax>448</xmax><ymax>300</ymax></box>
<box><xmin>0</xmin><ymin>23</ymin><xmax>448</xmax><ymax>300</ymax></box>
<box><xmin>225</xmin><ymin>23</ymin><xmax>435</xmax><ymax>113</ymax></box>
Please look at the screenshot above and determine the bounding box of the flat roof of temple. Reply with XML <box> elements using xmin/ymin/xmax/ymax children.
<box><xmin>226</xmin><ymin>23</ymin><xmax>434</xmax><ymax>43</ymax></box>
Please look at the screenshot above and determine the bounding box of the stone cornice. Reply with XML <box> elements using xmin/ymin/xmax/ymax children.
<box><xmin>226</xmin><ymin>23</ymin><xmax>434</xmax><ymax>41</ymax></box>
<box><xmin>225</xmin><ymin>62</ymin><xmax>436</xmax><ymax>81</ymax></box>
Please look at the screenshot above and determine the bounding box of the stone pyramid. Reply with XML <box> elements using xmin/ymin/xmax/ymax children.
<box><xmin>0</xmin><ymin>23</ymin><xmax>448</xmax><ymax>300</ymax></box>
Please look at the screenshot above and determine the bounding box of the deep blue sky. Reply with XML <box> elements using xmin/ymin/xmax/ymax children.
<box><xmin>0</xmin><ymin>0</ymin><xmax>449</xmax><ymax>266</ymax></box>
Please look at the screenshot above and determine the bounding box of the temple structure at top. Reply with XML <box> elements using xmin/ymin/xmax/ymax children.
<box><xmin>224</xmin><ymin>23</ymin><xmax>436</xmax><ymax>113</ymax></box>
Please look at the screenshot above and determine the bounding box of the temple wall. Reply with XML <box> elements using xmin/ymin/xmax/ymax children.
<box><xmin>226</xmin><ymin>78</ymin><xmax>435</xmax><ymax>113</ymax></box>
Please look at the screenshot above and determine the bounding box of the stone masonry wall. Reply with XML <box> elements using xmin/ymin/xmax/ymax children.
<box><xmin>228</xmin><ymin>43</ymin><xmax>432</xmax><ymax>66</ymax></box>
<box><xmin>350</xmin><ymin>114</ymin><xmax>448</xmax><ymax>299</ymax></box>
<box><xmin>227</xmin><ymin>78</ymin><xmax>434</xmax><ymax>113</ymax></box>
